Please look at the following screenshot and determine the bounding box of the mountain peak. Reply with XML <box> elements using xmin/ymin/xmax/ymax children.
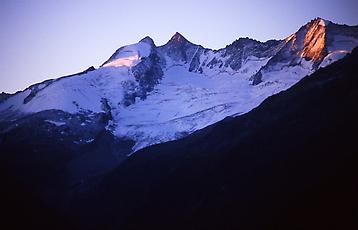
<box><xmin>169</xmin><ymin>32</ymin><xmax>189</xmax><ymax>44</ymax></box>
<box><xmin>310</xmin><ymin>17</ymin><xmax>331</xmax><ymax>27</ymax></box>
<box><xmin>283</xmin><ymin>17</ymin><xmax>331</xmax><ymax>63</ymax></box>
<box><xmin>301</xmin><ymin>18</ymin><xmax>330</xmax><ymax>61</ymax></box>
<box><xmin>139</xmin><ymin>36</ymin><xmax>155</xmax><ymax>46</ymax></box>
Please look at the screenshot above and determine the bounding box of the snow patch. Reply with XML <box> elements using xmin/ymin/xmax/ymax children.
<box><xmin>320</xmin><ymin>50</ymin><xmax>349</xmax><ymax>68</ymax></box>
<box><xmin>103</xmin><ymin>55</ymin><xmax>141</xmax><ymax>68</ymax></box>
<box><xmin>45</xmin><ymin>120</ymin><xmax>66</xmax><ymax>126</ymax></box>
<box><xmin>318</xmin><ymin>19</ymin><xmax>329</xmax><ymax>27</ymax></box>
<box><xmin>103</xmin><ymin>42</ymin><xmax>151</xmax><ymax>68</ymax></box>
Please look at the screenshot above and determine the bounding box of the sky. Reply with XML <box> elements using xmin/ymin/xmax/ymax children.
<box><xmin>0</xmin><ymin>0</ymin><xmax>357</xmax><ymax>93</ymax></box>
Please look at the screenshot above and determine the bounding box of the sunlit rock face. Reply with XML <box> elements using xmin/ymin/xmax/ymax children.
<box><xmin>257</xmin><ymin>18</ymin><xmax>328</xmax><ymax>70</ymax></box>
<box><xmin>301</xmin><ymin>19</ymin><xmax>328</xmax><ymax>62</ymax></box>
<box><xmin>252</xmin><ymin>18</ymin><xmax>358</xmax><ymax>85</ymax></box>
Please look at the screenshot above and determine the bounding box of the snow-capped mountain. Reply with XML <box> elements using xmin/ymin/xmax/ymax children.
<box><xmin>1</xmin><ymin>18</ymin><xmax>357</xmax><ymax>154</ymax></box>
<box><xmin>252</xmin><ymin>18</ymin><xmax>358</xmax><ymax>84</ymax></box>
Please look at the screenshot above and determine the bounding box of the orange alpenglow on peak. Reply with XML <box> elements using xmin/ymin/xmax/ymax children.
<box><xmin>301</xmin><ymin>18</ymin><xmax>328</xmax><ymax>61</ymax></box>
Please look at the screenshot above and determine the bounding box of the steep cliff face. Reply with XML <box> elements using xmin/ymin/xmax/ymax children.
<box><xmin>301</xmin><ymin>19</ymin><xmax>328</xmax><ymax>62</ymax></box>
<box><xmin>252</xmin><ymin>18</ymin><xmax>358</xmax><ymax>84</ymax></box>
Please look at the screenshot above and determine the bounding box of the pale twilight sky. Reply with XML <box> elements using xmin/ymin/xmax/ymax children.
<box><xmin>0</xmin><ymin>0</ymin><xmax>357</xmax><ymax>93</ymax></box>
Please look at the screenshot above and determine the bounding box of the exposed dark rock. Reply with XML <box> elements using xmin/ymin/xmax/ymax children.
<box><xmin>131</xmin><ymin>50</ymin><xmax>164</xmax><ymax>100</ymax></box>
<box><xmin>222</xmin><ymin>38</ymin><xmax>283</xmax><ymax>71</ymax></box>
<box><xmin>0</xmin><ymin>92</ymin><xmax>12</xmax><ymax>103</ymax></box>
<box><xmin>158</xmin><ymin>32</ymin><xmax>202</xmax><ymax>64</ymax></box>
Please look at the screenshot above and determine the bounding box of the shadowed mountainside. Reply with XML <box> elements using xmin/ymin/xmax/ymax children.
<box><xmin>66</xmin><ymin>47</ymin><xmax>358</xmax><ymax>229</ymax></box>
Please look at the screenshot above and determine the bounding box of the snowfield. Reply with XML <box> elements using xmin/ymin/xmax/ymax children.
<box><xmin>113</xmin><ymin>64</ymin><xmax>310</xmax><ymax>151</ymax></box>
